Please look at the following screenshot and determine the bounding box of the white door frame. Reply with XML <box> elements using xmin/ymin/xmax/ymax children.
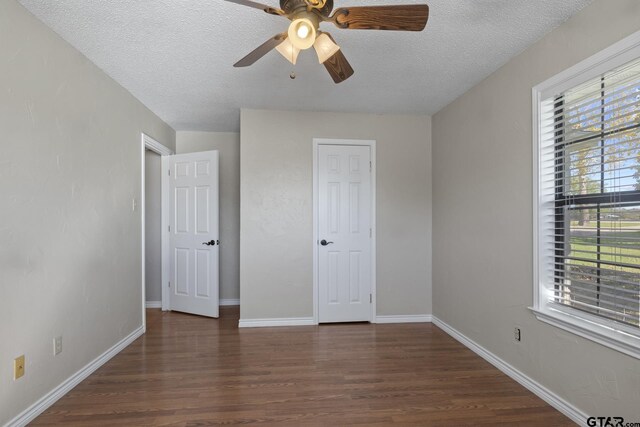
<box><xmin>141</xmin><ymin>133</ymin><xmax>173</xmax><ymax>331</ymax></box>
<box><xmin>312</xmin><ymin>138</ymin><xmax>377</xmax><ymax>325</ymax></box>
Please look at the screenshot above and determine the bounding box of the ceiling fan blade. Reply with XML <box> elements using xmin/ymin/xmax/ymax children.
<box><xmin>329</xmin><ymin>5</ymin><xmax>429</xmax><ymax>31</ymax></box>
<box><xmin>322</xmin><ymin>34</ymin><xmax>354</xmax><ymax>84</ymax></box>
<box><xmin>234</xmin><ymin>33</ymin><xmax>287</xmax><ymax>67</ymax></box>
<box><xmin>224</xmin><ymin>0</ymin><xmax>286</xmax><ymax>16</ymax></box>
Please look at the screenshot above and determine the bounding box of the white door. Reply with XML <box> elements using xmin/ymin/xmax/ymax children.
<box><xmin>169</xmin><ymin>151</ymin><xmax>219</xmax><ymax>318</ymax></box>
<box><xmin>318</xmin><ymin>145</ymin><xmax>372</xmax><ymax>323</ymax></box>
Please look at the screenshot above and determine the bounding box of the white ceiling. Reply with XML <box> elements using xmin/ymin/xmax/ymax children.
<box><xmin>19</xmin><ymin>0</ymin><xmax>593</xmax><ymax>131</ymax></box>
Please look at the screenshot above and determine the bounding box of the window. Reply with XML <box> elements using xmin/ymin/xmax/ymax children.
<box><xmin>533</xmin><ymin>31</ymin><xmax>640</xmax><ymax>358</ymax></box>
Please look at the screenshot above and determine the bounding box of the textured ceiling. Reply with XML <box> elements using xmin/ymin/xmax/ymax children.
<box><xmin>18</xmin><ymin>0</ymin><xmax>594</xmax><ymax>131</ymax></box>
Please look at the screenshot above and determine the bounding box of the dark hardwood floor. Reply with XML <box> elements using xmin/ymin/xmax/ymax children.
<box><xmin>32</xmin><ymin>307</ymin><xmax>573</xmax><ymax>426</ymax></box>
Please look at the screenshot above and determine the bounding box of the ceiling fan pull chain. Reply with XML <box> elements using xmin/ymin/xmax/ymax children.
<box><xmin>290</xmin><ymin>45</ymin><xmax>296</xmax><ymax>79</ymax></box>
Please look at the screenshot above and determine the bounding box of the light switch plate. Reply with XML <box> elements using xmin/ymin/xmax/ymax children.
<box><xmin>54</xmin><ymin>336</ymin><xmax>62</xmax><ymax>356</ymax></box>
<box><xmin>14</xmin><ymin>355</ymin><xmax>25</xmax><ymax>380</ymax></box>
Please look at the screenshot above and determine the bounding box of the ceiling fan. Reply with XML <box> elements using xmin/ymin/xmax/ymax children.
<box><xmin>225</xmin><ymin>0</ymin><xmax>430</xmax><ymax>83</ymax></box>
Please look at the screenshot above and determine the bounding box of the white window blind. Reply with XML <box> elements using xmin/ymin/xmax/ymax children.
<box><xmin>538</xmin><ymin>57</ymin><xmax>640</xmax><ymax>329</ymax></box>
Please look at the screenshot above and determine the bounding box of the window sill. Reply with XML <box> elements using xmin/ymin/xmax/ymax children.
<box><xmin>529</xmin><ymin>306</ymin><xmax>640</xmax><ymax>360</ymax></box>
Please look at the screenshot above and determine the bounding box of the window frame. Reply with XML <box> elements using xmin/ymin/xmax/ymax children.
<box><xmin>532</xmin><ymin>29</ymin><xmax>640</xmax><ymax>360</ymax></box>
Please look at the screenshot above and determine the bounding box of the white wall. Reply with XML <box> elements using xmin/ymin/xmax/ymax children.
<box><xmin>0</xmin><ymin>1</ymin><xmax>175</xmax><ymax>424</ymax></box>
<box><xmin>176</xmin><ymin>132</ymin><xmax>240</xmax><ymax>302</ymax></box>
<box><xmin>432</xmin><ymin>0</ymin><xmax>640</xmax><ymax>419</ymax></box>
<box><xmin>240</xmin><ymin>109</ymin><xmax>432</xmax><ymax>321</ymax></box>
<box><xmin>145</xmin><ymin>150</ymin><xmax>162</xmax><ymax>303</ymax></box>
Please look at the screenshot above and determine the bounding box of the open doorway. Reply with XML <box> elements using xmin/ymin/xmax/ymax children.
<box><xmin>142</xmin><ymin>133</ymin><xmax>227</xmax><ymax>325</ymax></box>
<box><xmin>140</xmin><ymin>133</ymin><xmax>173</xmax><ymax>329</ymax></box>
<box><xmin>145</xmin><ymin>149</ymin><xmax>163</xmax><ymax>308</ymax></box>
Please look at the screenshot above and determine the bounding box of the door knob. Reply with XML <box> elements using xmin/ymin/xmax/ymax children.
<box><xmin>202</xmin><ymin>240</ymin><xmax>216</xmax><ymax>246</ymax></box>
<box><xmin>320</xmin><ymin>239</ymin><xmax>334</xmax><ymax>246</ymax></box>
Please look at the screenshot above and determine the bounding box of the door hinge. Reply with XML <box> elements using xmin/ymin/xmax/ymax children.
<box><xmin>168</xmin><ymin>281</ymin><xmax>171</xmax><ymax>288</ymax></box>
<box><xmin>369</xmin><ymin>161</ymin><xmax>372</xmax><ymax>172</ymax></box>
<box><xmin>168</xmin><ymin>225</ymin><xmax>171</xmax><ymax>232</ymax></box>
<box><xmin>370</xmin><ymin>294</ymin><xmax>372</xmax><ymax>304</ymax></box>
<box><xmin>168</xmin><ymin>169</ymin><xmax>171</xmax><ymax>176</ymax></box>
<box><xmin>370</xmin><ymin>228</ymin><xmax>372</xmax><ymax>238</ymax></box>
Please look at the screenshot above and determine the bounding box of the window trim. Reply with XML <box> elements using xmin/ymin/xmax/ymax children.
<box><xmin>532</xmin><ymin>29</ymin><xmax>640</xmax><ymax>360</ymax></box>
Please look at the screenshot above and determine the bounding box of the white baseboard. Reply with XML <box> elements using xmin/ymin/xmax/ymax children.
<box><xmin>239</xmin><ymin>315</ymin><xmax>433</xmax><ymax>327</ymax></box>
<box><xmin>148</xmin><ymin>300</ymin><xmax>238</xmax><ymax>310</ymax></box>
<box><xmin>238</xmin><ymin>317</ymin><xmax>316</xmax><ymax>328</ymax></box>
<box><xmin>431</xmin><ymin>316</ymin><xmax>587</xmax><ymax>426</ymax></box>
<box><xmin>375</xmin><ymin>314</ymin><xmax>432</xmax><ymax>324</ymax></box>
<box><xmin>6</xmin><ymin>326</ymin><xmax>145</xmax><ymax>427</ymax></box>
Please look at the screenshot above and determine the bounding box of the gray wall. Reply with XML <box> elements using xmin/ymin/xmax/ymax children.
<box><xmin>240</xmin><ymin>109</ymin><xmax>432</xmax><ymax>321</ymax></box>
<box><xmin>145</xmin><ymin>150</ymin><xmax>162</xmax><ymax>303</ymax></box>
<box><xmin>176</xmin><ymin>131</ymin><xmax>240</xmax><ymax>302</ymax></box>
<box><xmin>432</xmin><ymin>0</ymin><xmax>640</xmax><ymax>419</ymax></box>
<box><xmin>0</xmin><ymin>1</ymin><xmax>175</xmax><ymax>424</ymax></box>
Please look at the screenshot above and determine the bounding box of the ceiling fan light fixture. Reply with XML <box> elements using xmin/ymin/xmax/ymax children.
<box><xmin>288</xmin><ymin>18</ymin><xmax>316</xmax><ymax>50</ymax></box>
<box><xmin>297</xmin><ymin>25</ymin><xmax>310</xmax><ymax>39</ymax></box>
<box><xmin>275</xmin><ymin>38</ymin><xmax>301</xmax><ymax>65</ymax></box>
<box><xmin>226</xmin><ymin>0</ymin><xmax>431</xmax><ymax>84</ymax></box>
<box><xmin>313</xmin><ymin>33</ymin><xmax>340</xmax><ymax>64</ymax></box>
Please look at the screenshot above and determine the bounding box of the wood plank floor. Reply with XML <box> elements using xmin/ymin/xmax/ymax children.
<box><xmin>32</xmin><ymin>307</ymin><xmax>573</xmax><ymax>426</ymax></box>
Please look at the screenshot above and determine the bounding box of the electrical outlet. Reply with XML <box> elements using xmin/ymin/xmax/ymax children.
<box><xmin>14</xmin><ymin>355</ymin><xmax>25</xmax><ymax>380</ymax></box>
<box><xmin>514</xmin><ymin>328</ymin><xmax>521</xmax><ymax>342</ymax></box>
<box><xmin>54</xmin><ymin>336</ymin><xmax>62</xmax><ymax>356</ymax></box>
